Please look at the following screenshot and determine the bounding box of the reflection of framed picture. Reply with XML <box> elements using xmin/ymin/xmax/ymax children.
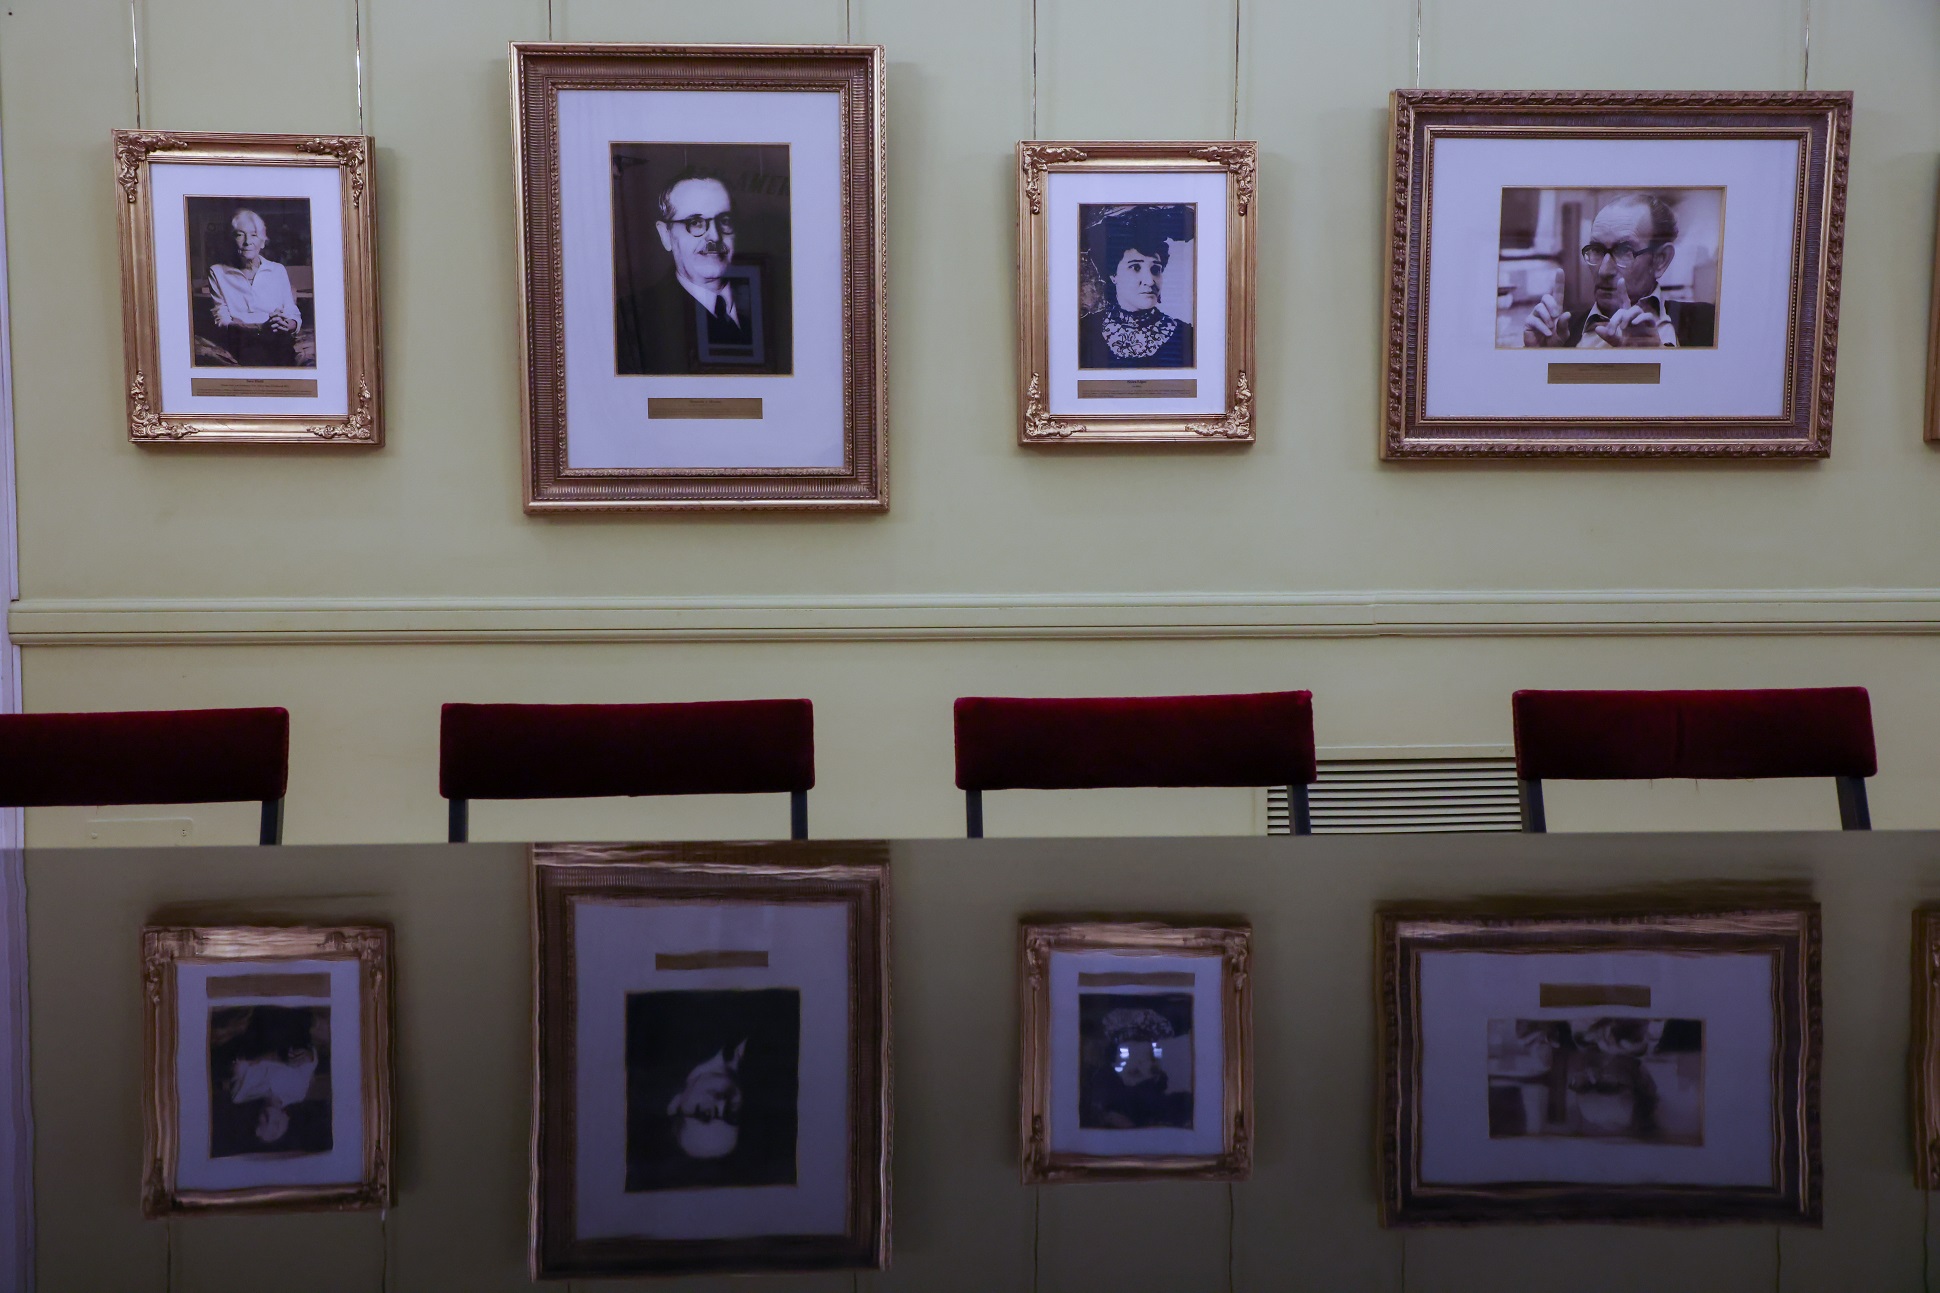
<box><xmin>531</xmin><ymin>842</ymin><xmax>890</xmax><ymax>1277</ymax></box>
<box><xmin>1019</xmin><ymin>920</ymin><xmax>1251</xmax><ymax>1182</ymax></box>
<box><xmin>1377</xmin><ymin>904</ymin><xmax>1820</xmax><ymax>1225</ymax></box>
<box><xmin>1913</xmin><ymin>910</ymin><xmax>1940</xmax><ymax>1185</ymax></box>
<box><xmin>1016</xmin><ymin>142</ymin><xmax>1256</xmax><ymax>445</ymax></box>
<box><xmin>512</xmin><ymin>44</ymin><xmax>887</xmax><ymax>511</ymax></box>
<box><xmin>113</xmin><ymin>131</ymin><xmax>381</xmax><ymax>445</ymax></box>
<box><xmin>141</xmin><ymin>925</ymin><xmax>393</xmax><ymax>1215</ymax></box>
<box><xmin>1383</xmin><ymin>91</ymin><xmax>1851</xmax><ymax>458</ymax></box>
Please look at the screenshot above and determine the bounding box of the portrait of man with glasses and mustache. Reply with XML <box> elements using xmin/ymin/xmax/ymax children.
<box><xmin>1496</xmin><ymin>187</ymin><xmax>1721</xmax><ymax>351</ymax></box>
<box><xmin>612</xmin><ymin>144</ymin><xmax>793</xmax><ymax>376</ymax></box>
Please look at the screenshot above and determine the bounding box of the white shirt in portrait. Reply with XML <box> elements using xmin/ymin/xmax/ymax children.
<box><xmin>207</xmin><ymin>259</ymin><xmax>302</xmax><ymax>328</ymax></box>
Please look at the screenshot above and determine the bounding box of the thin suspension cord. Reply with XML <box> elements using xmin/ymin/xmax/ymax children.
<box><xmin>845</xmin><ymin>0</ymin><xmax>854</xmax><ymax>43</ymax></box>
<box><xmin>1800</xmin><ymin>0</ymin><xmax>1812</xmax><ymax>89</ymax></box>
<box><xmin>128</xmin><ymin>0</ymin><xmax>144</xmax><ymax>128</ymax></box>
<box><xmin>352</xmin><ymin>0</ymin><xmax>366</xmax><ymax>134</ymax></box>
<box><xmin>1229</xmin><ymin>0</ymin><xmax>1242</xmax><ymax>139</ymax></box>
<box><xmin>1412</xmin><ymin>0</ymin><xmax>1424</xmax><ymax>89</ymax></box>
<box><xmin>547</xmin><ymin>0</ymin><xmax>555</xmax><ymax>41</ymax></box>
<box><xmin>1226</xmin><ymin>1181</ymin><xmax>1237</xmax><ymax>1290</ymax></box>
<box><xmin>1031</xmin><ymin>1184</ymin><xmax>1041</xmax><ymax>1291</ymax></box>
<box><xmin>379</xmin><ymin>1209</ymin><xmax>390</xmax><ymax>1292</ymax></box>
<box><xmin>1029</xmin><ymin>0</ymin><xmax>1040</xmax><ymax>140</ymax></box>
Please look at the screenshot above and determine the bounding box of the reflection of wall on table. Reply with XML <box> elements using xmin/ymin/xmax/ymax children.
<box><xmin>1495</xmin><ymin>187</ymin><xmax>1724</xmax><ymax>347</ymax></box>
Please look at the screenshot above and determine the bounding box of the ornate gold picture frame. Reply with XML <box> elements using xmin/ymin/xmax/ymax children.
<box><xmin>1016</xmin><ymin>141</ymin><xmax>1257</xmax><ymax>446</ymax></box>
<box><xmin>512</xmin><ymin>44</ymin><xmax>888</xmax><ymax>512</ymax></box>
<box><xmin>531</xmin><ymin>842</ymin><xmax>891</xmax><ymax>1277</ymax></box>
<box><xmin>1383</xmin><ymin>91</ymin><xmax>1850</xmax><ymax>459</ymax></box>
<box><xmin>1019</xmin><ymin>920</ymin><xmax>1252</xmax><ymax>1183</ymax></box>
<box><xmin>1912</xmin><ymin>909</ymin><xmax>1940</xmax><ymax>1185</ymax></box>
<box><xmin>113</xmin><ymin>130</ymin><xmax>381</xmax><ymax>446</ymax></box>
<box><xmin>141</xmin><ymin>924</ymin><xmax>393</xmax><ymax>1216</ymax></box>
<box><xmin>1378</xmin><ymin>903</ymin><xmax>1820</xmax><ymax>1225</ymax></box>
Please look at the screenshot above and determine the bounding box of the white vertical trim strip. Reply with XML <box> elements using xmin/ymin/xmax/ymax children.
<box><xmin>0</xmin><ymin>112</ymin><xmax>32</xmax><ymax>1292</ymax></box>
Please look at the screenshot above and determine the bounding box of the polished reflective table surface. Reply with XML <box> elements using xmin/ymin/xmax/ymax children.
<box><xmin>15</xmin><ymin>832</ymin><xmax>1940</xmax><ymax>1291</ymax></box>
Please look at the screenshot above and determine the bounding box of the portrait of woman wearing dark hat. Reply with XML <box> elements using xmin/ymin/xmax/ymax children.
<box><xmin>1077</xmin><ymin>203</ymin><xmax>1196</xmax><ymax>370</ymax></box>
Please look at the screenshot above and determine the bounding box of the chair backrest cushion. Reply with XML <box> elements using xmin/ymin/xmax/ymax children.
<box><xmin>1513</xmin><ymin>687</ymin><xmax>1876</xmax><ymax>781</ymax></box>
<box><xmin>0</xmin><ymin>707</ymin><xmax>289</xmax><ymax>807</ymax></box>
<box><xmin>440</xmin><ymin>699</ymin><xmax>815</xmax><ymax>801</ymax></box>
<box><xmin>954</xmin><ymin>691</ymin><xmax>1317</xmax><ymax>791</ymax></box>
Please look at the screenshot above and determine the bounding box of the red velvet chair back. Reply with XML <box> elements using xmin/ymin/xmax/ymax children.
<box><xmin>953</xmin><ymin>691</ymin><xmax>1316</xmax><ymax>836</ymax></box>
<box><xmin>0</xmin><ymin>708</ymin><xmax>290</xmax><ymax>842</ymax></box>
<box><xmin>1511</xmin><ymin>687</ymin><xmax>1875</xmax><ymax>830</ymax></box>
<box><xmin>439</xmin><ymin>700</ymin><xmax>815</xmax><ymax>840</ymax></box>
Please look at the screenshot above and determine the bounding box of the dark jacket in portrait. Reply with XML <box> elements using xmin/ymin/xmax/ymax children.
<box><xmin>1077</xmin><ymin>308</ymin><xmax>1196</xmax><ymax>370</ymax></box>
<box><xmin>616</xmin><ymin>275</ymin><xmax>770</xmax><ymax>375</ymax></box>
<box><xmin>1566</xmin><ymin>296</ymin><xmax>1716</xmax><ymax>349</ymax></box>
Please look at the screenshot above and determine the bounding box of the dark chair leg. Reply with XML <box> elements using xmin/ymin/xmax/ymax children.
<box><xmin>790</xmin><ymin>790</ymin><xmax>808</xmax><ymax>840</ymax></box>
<box><xmin>1517</xmin><ymin>778</ymin><xmax>1547</xmax><ymax>833</ymax></box>
<box><xmin>1290</xmin><ymin>783</ymin><xmax>1313</xmax><ymax>836</ymax></box>
<box><xmin>1836</xmin><ymin>775</ymin><xmax>1871</xmax><ymax>831</ymax></box>
<box><xmin>258</xmin><ymin>797</ymin><xmax>284</xmax><ymax>846</ymax></box>
<box><xmin>966</xmin><ymin>789</ymin><xmax>984</xmax><ymax>839</ymax></box>
<box><xmin>447</xmin><ymin>798</ymin><xmax>469</xmax><ymax>844</ymax></box>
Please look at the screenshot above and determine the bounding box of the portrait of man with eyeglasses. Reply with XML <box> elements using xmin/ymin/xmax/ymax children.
<box><xmin>612</xmin><ymin>145</ymin><xmax>792</xmax><ymax>375</ymax></box>
<box><xmin>1497</xmin><ymin>188</ymin><xmax>1720</xmax><ymax>352</ymax></box>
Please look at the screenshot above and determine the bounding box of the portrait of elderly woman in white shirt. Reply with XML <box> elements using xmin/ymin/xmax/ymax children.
<box><xmin>196</xmin><ymin>206</ymin><xmax>314</xmax><ymax>369</ymax></box>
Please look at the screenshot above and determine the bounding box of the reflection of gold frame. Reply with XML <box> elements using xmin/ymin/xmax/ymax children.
<box><xmin>113</xmin><ymin>130</ymin><xmax>382</xmax><ymax>446</ymax></box>
<box><xmin>141</xmin><ymin>925</ymin><xmax>394</xmax><ymax>1216</ymax></box>
<box><xmin>1383</xmin><ymin>91</ymin><xmax>1851</xmax><ymax>459</ymax></box>
<box><xmin>1377</xmin><ymin>903</ymin><xmax>1820</xmax><ymax>1225</ymax></box>
<box><xmin>531</xmin><ymin>842</ymin><xmax>891</xmax><ymax>1277</ymax></box>
<box><xmin>1912</xmin><ymin>910</ymin><xmax>1940</xmax><ymax>1184</ymax></box>
<box><xmin>511</xmin><ymin>44</ymin><xmax>888</xmax><ymax>512</ymax></box>
<box><xmin>1016</xmin><ymin>142</ymin><xmax>1257</xmax><ymax>446</ymax></box>
<box><xmin>1018</xmin><ymin>920</ymin><xmax>1252</xmax><ymax>1183</ymax></box>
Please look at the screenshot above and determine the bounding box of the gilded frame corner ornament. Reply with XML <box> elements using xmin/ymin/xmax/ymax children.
<box><xmin>1381</xmin><ymin>89</ymin><xmax>1851</xmax><ymax>460</ymax></box>
<box><xmin>112</xmin><ymin>129</ymin><xmax>383</xmax><ymax>447</ymax></box>
<box><xmin>511</xmin><ymin>43</ymin><xmax>888</xmax><ymax>513</ymax></box>
<box><xmin>141</xmin><ymin>923</ymin><xmax>395</xmax><ymax>1217</ymax></box>
<box><xmin>529</xmin><ymin>841</ymin><xmax>892</xmax><ymax>1277</ymax></box>
<box><xmin>1015</xmin><ymin>140</ymin><xmax>1258</xmax><ymax>447</ymax></box>
<box><xmin>1376</xmin><ymin>902</ymin><xmax>1820</xmax><ymax>1226</ymax></box>
<box><xmin>1018</xmin><ymin>919</ymin><xmax>1253</xmax><ymax>1184</ymax></box>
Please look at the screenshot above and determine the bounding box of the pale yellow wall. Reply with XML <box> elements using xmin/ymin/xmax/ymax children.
<box><xmin>3</xmin><ymin>0</ymin><xmax>1940</xmax><ymax>846</ymax></box>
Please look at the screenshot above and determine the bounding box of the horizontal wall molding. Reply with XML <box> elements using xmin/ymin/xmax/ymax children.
<box><xmin>12</xmin><ymin>589</ymin><xmax>1940</xmax><ymax>646</ymax></box>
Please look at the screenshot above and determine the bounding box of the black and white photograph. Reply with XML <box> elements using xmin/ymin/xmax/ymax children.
<box><xmin>1077</xmin><ymin>991</ymin><xmax>1195</xmax><ymax>1130</ymax></box>
<box><xmin>514</xmin><ymin>45</ymin><xmax>886</xmax><ymax>510</ymax></box>
<box><xmin>1498</xmin><ymin>187</ymin><xmax>1722</xmax><ymax>351</ymax></box>
<box><xmin>1016</xmin><ymin>141</ymin><xmax>1256</xmax><ymax>444</ymax></box>
<box><xmin>1382</xmin><ymin>91</ymin><xmax>1850</xmax><ymax>458</ymax></box>
<box><xmin>1077</xmin><ymin>203</ymin><xmax>1195</xmax><ymax>370</ymax></box>
<box><xmin>624</xmin><ymin>988</ymin><xmax>800</xmax><ymax>1192</ymax></box>
<box><xmin>532</xmin><ymin>844</ymin><xmax>889</xmax><ymax>1277</ymax></box>
<box><xmin>186</xmin><ymin>195</ymin><xmax>317</xmax><ymax>369</ymax></box>
<box><xmin>1486</xmin><ymin>1017</ymin><xmax>1703</xmax><ymax>1145</ymax></box>
<box><xmin>208</xmin><ymin>1003</ymin><xmax>332</xmax><ymax>1158</ymax></box>
<box><xmin>114</xmin><ymin>131</ymin><xmax>381</xmax><ymax>445</ymax></box>
<box><xmin>612</xmin><ymin>143</ymin><xmax>792</xmax><ymax>376</ymax></box>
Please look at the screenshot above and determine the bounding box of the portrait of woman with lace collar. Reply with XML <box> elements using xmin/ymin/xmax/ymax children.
<box><xmin>1077</xmin><ymin>204</ymin><xmax>1196</xmax><ymax>370</ymax></box>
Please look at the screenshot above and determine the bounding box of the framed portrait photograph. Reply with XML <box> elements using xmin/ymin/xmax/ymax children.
<box><xmin>1016</xmin><ymin>141</ymin><xmax>1256</xmax><ymax>445</ymax></box>
<box><xmin>113</xmin><ymin>130</ymin><xmax>381</xmax><ymax>445</ymax></box>
<box><xmin>141</xmin><ymin>925</ymin><xmax>393</xmax><ymax>1216</ymax></box>
<box><xmin>512</xmin><ymin>44</ymin><xmax>887</xmax><ymax>511</ymax></box>
<box><xmin>531</xmin><ymin>842</ymin><xmax>890</xmax><ymax>1278</ymax></box>
<box><xmin>1377</xmin><ymin>904</ymin><xmax>1820</xmax><ymax>1225</ymax></box>
<box><xmin>1019</xmin><ymin>920</ymin><xmax>1251</xmax><ymax>1183</ymax></box>
<box><xmin>1383</xmin><ymin>91</ymin><xmax>1851</xmax><ymax>458</ymax></box>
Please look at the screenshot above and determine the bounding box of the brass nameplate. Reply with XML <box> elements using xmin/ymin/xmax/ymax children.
<box><xmin>190</xmin><ymin>378</ymin><xmax>318</xmax><ymax>398</ymax></box>
<box><xmin>1547</xmin><ymin>363</ymin><xmax>1662</xmax><ymax>386</ymax></box>
<box><xmin>1076</xmin><ymin>379</ymin><xmax>1198</xmax><ymax>399</ymax></box>
<box><xmin>647</xmin><ymin>398</ymin><xmax>764</xmax><ymax>420</ymax></box>
<box><xmin>207</xmin><ymin>972</ymin><xmax>332</xmax><ymax>999</ymax></box>
<box><xmin>1538</xmin><ymin>984</ymin><xmax>1651</xmax><ymax>1008</ymax></box>
<box><xmin>656</xmin><ymin>950</ymin><xmax>769</xmax><ymax>971</ymax></box>
<box><xmin>1078</xmin><ymin>971</ymin><xmax>1197</xmax><ymax>988</ymax></box>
